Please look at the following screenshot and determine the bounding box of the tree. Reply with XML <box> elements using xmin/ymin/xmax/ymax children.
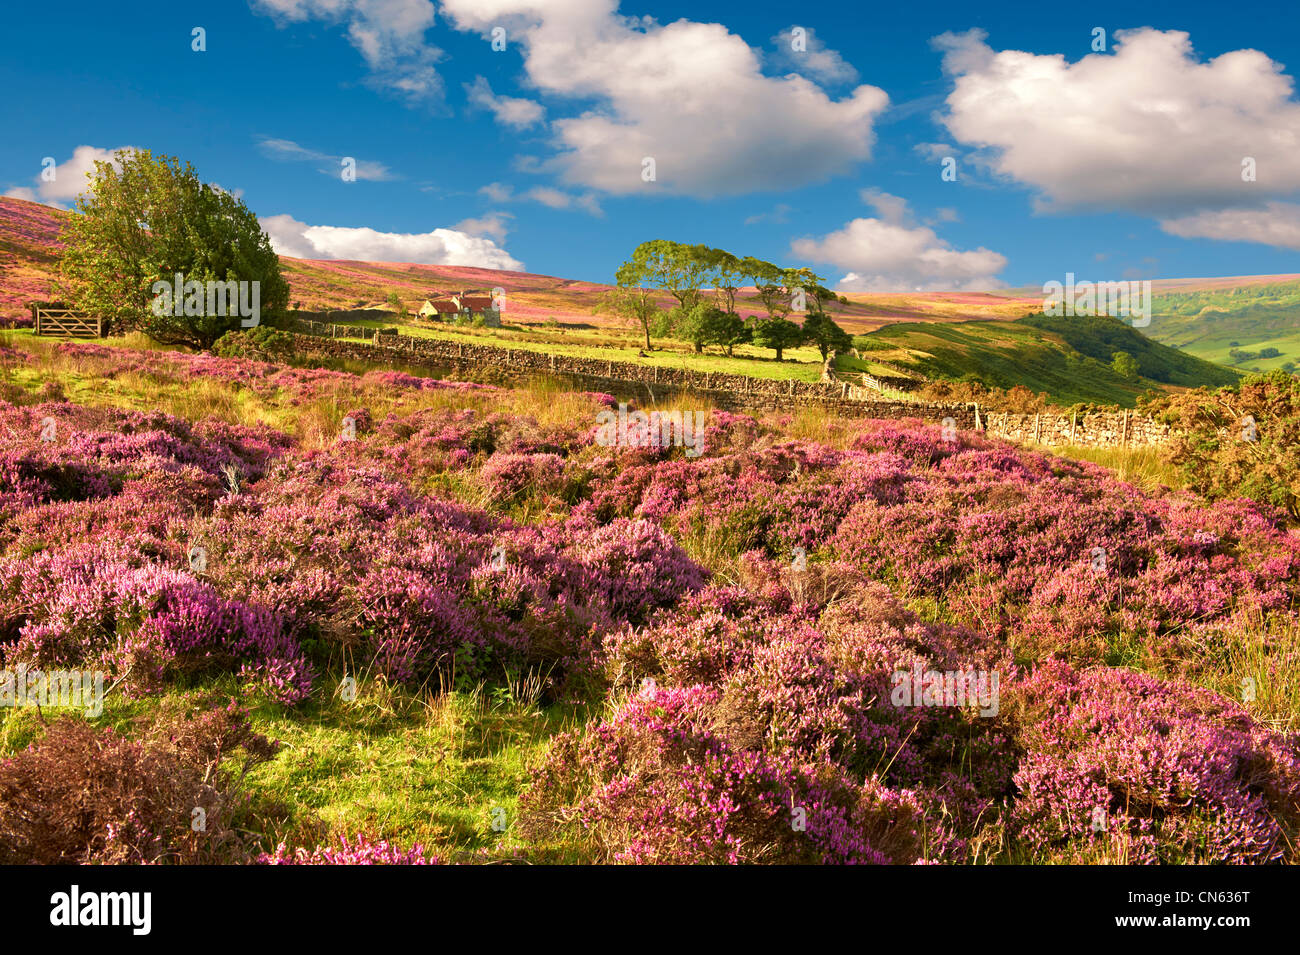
<box><xmin>626</xmin><ymin>240</ymin><xmax>713</xmax><ymax>314</ymax></box>
<box><xmin>782</xmin><ymin>267</ymin><xmax>832</xmax><ymax>315</ymax></box>
<box><xmin>1143</xmin><ymin>370</ymin><xmax>1300</xmax><ymax>519</ymax></box>
<box><xmin>708</xmin><ymin>249</ymin><xmax>747</xmax><ymax>314</ymax></box>
<box><xmin>678</xmin><ymin>304</ymin><xmax>752</xmax><ymax>355</ymax></box>
<box><xmin>58</xmin><ymin>149</ymin><xmax>288</xmax><ymax>350</ymax></box>
<box><xmin>752</xmin><ymin>317</ymin><xmax>805</xmax><ymax>361</ymax></box>
<box><xmin>707</xmin><ymin>310</ymin><xmax>752</xmax><ymax>356</ymax></box>
<box><xmin>801</xmin><ymin>312</ymin><xmax>853</xmax><ymax>361</ymax></box>
<box><xmin>1111</xmin><ymin>350</ymin><xmax>1140</xmax><ymax>380</ymax></box>
<box><xmin>601</xmin><ymin>267</ymin><xmax>661</xmax><ymax>351</ymax></box>
<box><xmin>743</xmin><ymin>257</ymin><xmax>790</xmax><ymax>320</ymax></box>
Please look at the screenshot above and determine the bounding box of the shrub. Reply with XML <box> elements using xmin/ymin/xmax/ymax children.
<box><xmin>1143</xmin><ymin>370</ymin><xmax>1300</xmax><ymax>519</ymax></box>
<box><xmin>0</xmin><ymin>700</ymin><xmax>278</xmax><ymax>864</ymax></box>
<box><xmin>213</xmin><ymin>326</ymin><xmax>295</xmax><ymax>361</ymax></box>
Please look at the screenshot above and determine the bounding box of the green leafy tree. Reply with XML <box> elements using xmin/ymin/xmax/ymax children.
<box><xmin>782</xmin><ymin>267</ymin><xmax>833</xmax><ymax>315</ymax></box>
<box><xmin>625</xmin><ymin>240</ymin><xmax>713</xmax><ymax>314</ymax></box>
<box><xmin>752</xmin><ymin>317</ymin><xmax>805</xmax><ymax>361</ymax></box>
<box><xmin>708</xmin><ymin>249</ymin><xmax>747</xmax><ymax>314</ymax></box>
<box><xmin>600</xmin><ymin>269</ymin><xmax>661</xmax><ymax>351</ymax></box>
<box><xmin>1110</xmin><ymin>350</ymin><xmax>1140</xmax><ymax>379</ymax></box>
<box><xmin>709</xmin><ymin>310</ymin><xmax>752</xmax><ymax>356</ymax></box>
<box><xmin>743</xmin><ymin>257</ymin><xmax>790</xmax><ymax>320</ymax></box>
<box><xmin>677</xmin><ymin>304</ymin><xmax>752</xmax><ymax>355</ymax></box>
<box><xmin>58</xmin><ymin>149</ymin><xmax>289</xmax><ymax>350</ymax></box>
<box><xmin>801</xmin><ymin>312</ymin><xmax>853</xmax><ymax>361</ymax></box>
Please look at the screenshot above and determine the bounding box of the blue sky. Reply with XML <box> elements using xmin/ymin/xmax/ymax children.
<box><xmin>2</xmin><ymin>0</ymin><xmax>1298</xmax><ymax>289</ymax></box>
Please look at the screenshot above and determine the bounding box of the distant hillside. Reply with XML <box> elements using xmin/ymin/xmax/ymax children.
<box><xmin>0</xmin><ymin>196</ymin><xmax>66</xmax><ymax>319</ymax></box>
<box><xmin>0</xmin><ymin>196</ymin><xmax>1064</xmax><ymax>330</ymax></box>
<box><xmin>1145</xmin><ymin>279</ymin><xmax>1300</xmax><ymax>374</ymax></box>
<box><xmin>857</xmin><ymin>314</ymin><xmax>1239</xmax><ymax>408</ymax></box>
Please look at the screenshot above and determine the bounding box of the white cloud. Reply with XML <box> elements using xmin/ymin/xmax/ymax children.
<box><xmin>1161</xmin><ymin>202</ymin><xmax>1300</xmax><ymax>251</ymax></box>
<box><xmin>913</xmin><ymin>142</ymin><xmax>957</xmax><ymax>163</ymax></box>
<box><xmin>791</xmin><ymin>190</ymin><xmax>1007</xmax><ymax>292</ymax></box>
<box><xmin>256</xmin><ymin>137</ymin><xmax>394</xmax><ymax>180</ymax></box>
<box><xmin>5</xmin><ymin>145</ymin><xmax>134</xmax><ymax>207</ymax></box>
<box><xmin>769</xmin><ymin>26</ymin><xmax>859</xmax><ymax>84</ymax></box>
<box><xmin>252</xmin><ymin>0</ymin><xmax>443</xmax><ymax>104</ymax></box>
<box><xmin>440</xmin><ymin>0</ymin><xmax>889</xmax><ymax>197</ymax></box>
<box><xmin>476</xmin><ymin>181</ymin><xmax>601</xmax><ymax>215</ymax></box>
<box><xmin>260</xmin><ymin>213</ymin><xmax>523</xmax><ymax>269</ymax></box>
<box><xmin>464</xmin><ymin>76</ymin><xmax>546</xmax><ymax>129</ymax></box>
<box><xmin>479</xmin><ymin>182</ymin><xmax>514</xmax><ymax>202</ymax></box>
<box><xmin>933</xmin><ymin>27</ymin><xmax>1300</xmax><ymax>216</ymax></box>
<box><xmin>522</xmin><ymin>185</ymin><xmax>602</xmax><ymax>214</ymax></box>
<box><xmin>452</xmin><ymin>212</ymin><xmax>514</xmax><ymax>241</ymax></box>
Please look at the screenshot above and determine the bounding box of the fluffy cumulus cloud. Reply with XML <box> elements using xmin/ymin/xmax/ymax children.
<box><xmin>4</xmin><ymin>145</ymin><xmax>133</xmax><ymax>207</ymax></box>
<box><xmin>1161</xmin><ymin>202</ymin><xmax>1300</xmax><ymax>251</ymax></box>
<box><xmin>260</xmin><ymin>213</ymin><xmax>523</xmax><ymax>269</ymax></box>
<box><xmin>791</xmin><ymin>190</ymin><xmax>1007</xmax><ymax>292</ymax></box>
<box><xmin>440</xmin><ymin>0</ymin><xmax>888</xmax><ymax>197</ymax></box>
<box><xmin>932</xmin><ymin>27</ymin><xmax>1300</xmax><ymax>249</ymax></box>
<box><xmin>464</xmin><ymin>76</ymin><xmax>546</xmax><ymax>129</ymax></box>
<box><xmin>252</xmin><ymin>0</ymin><xmax>443</xmax><ymax>104</ymax></box>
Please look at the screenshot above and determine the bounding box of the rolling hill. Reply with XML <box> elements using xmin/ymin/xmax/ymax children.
<box><xmin>854</xmin><ymin>313</ymin><xmax>1240</xmax><ymax>407</ymax></box>
<box><xmin>0</xmin><ymin>194</ymin><xmax>1280</xmax><ymax>407</ymax></box>
<box><xmin>0</xmin><ymin>195</ymin><xmax>1074</xmax><ymax>329</ymax></box>
<box><xmin>1144</xmin><ymin>278</ymin><xmax>1300</xmax><ymax>374</ymax></box>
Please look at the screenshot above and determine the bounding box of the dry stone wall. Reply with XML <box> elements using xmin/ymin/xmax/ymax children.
<box><xmin>286</xmin><ymin>326</ymin><xmax>1172</xmax><ymax>449</ymax></box>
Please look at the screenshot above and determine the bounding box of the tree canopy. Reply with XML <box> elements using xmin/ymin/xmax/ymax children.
<box><xmin>58</xmin><ymin>149</ymin><xmax>289</xmax><ymax>350</ymax></box>
<box><xmin>612</xmin><ymin>239</ymin><xmax>838</xmax><ymax>359</ymax></box>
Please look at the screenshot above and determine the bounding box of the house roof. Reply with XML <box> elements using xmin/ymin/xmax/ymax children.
<box><xmin>461</xmin><ymin>296</ymin><xmax>495</xmax><ymax>310</ymax></box>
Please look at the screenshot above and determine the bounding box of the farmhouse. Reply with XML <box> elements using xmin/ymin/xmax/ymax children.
<box><xmin>417</xmin><ymin>290</ymin><xmax>501</xmax><ymax>326</ymax></box>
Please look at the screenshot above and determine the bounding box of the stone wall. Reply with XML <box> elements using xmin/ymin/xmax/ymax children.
<box><xmin>286</xmin><ymin>326</ymin><xmax>1171</xmax><ymax>449</ymax></box>
<box><xmin>983</xmin><ymin>410</ymin><xmax>1172</xmax><ymax>448</ymax></box>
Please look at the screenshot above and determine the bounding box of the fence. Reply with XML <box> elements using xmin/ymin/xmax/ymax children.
<box><xmin>30</xmin><ymin>304</ymin><xmax>104</xmax><ymax>338</ymax></box>
<box><xmin>293</xmin><ymin>319</ymin><xmax>397</xmax><ymax>342</ymax></box>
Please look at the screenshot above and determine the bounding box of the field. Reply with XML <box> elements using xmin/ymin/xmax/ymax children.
<box><xmin>1145</xmin><ymin>278</ymin><xmax>1300</xmax><ymax>373</ymax></box>
<box><xmin>854</xmin><ymin>313</ymin><xmax>1239</xmax><ymax>407</ymax></box>
<box><xmin>3</xmin><ymin>330</ymin><xmax>1299</xmax><ymax>865</ymax></box>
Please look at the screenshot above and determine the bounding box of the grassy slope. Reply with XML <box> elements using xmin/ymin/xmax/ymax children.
<box><xmin>855</xmin><ymin>314</ymin><xmax>1239</xmax><ymax>407</ymax></box>
<box><xmin>1145</xmin><ymin>279</ymin><xmax>1300</xmax><ymax>373</ymax></box>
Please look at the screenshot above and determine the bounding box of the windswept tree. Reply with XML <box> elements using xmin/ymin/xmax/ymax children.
<box><xmin>58</xmin><ymin>149</ymin><xmax>289</xmax><ymax>350</ymax></box>
<box><xmin>601</xmin><ymin>263</ymin><xmax>662</xmax><ymax>351</ymax></box>
<box><xmin>709</xmin><ymin>249</ymin><xmax>747</xmax><ymax>315</ymax></box>
<box><xmin>627</xmin><ymin>240</ymin><xmax>714</xmax><ymax>314</ymax></box>
<box><xmin>744</xmin><ymin>256</ymin><xmax>791</xmax><ymax>321</ymax></box>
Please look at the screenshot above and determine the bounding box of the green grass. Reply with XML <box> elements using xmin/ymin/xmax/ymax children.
<box><xmin>856</xmin><ymin>314</ymin><xmax>1238</xmax><ymax>407</ymax></box>
<box><xmin>0</xmin><ymin>671</ymin><xmax>596</xmax><ymax>862</ymax></box>
<box><xmin>1146</xmin><ymin>279</ymin><xmax>1300</xmax><ymax>374</ymax></box>
<box><xmin>310</xmin><ymin>315</ymin><xmax>829</xmax><ymax>382</ymax></box>
<box><xmin>1037</xmin><ymin>443</ymin><xmax>1186</xmax><ymax>495</ymax></box>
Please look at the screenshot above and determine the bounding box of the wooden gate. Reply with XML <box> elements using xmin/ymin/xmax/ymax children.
<box><xmin>30</xmin><ymin>303</ymin><xmax>104</xmax><ymax>338</ymax></box>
